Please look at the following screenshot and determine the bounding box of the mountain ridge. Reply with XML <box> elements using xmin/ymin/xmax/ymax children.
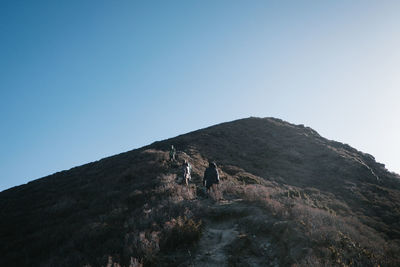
<box><xmin>1</xmin><ymin>117</ymin><xmax>399</xmax><ymax>266</ymax></box>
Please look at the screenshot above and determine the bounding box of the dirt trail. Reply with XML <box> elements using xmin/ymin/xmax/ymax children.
<box><xmin>188</xmin><ymin>200</ymin><xmax>240</xmax><ymax>267</ymax></box>
<box><xmin>166</xmin><ymin>157</ymin><xmax>281</xmax><ymax>266</ymax></box>
<box><xmin>185</xmin><ymin>199</ymin><xmax>280</xmax><ymax>267</ymax></box>
<box><xmin>191</xmin><ymin>221</ymin><xmax>239</xmax><ymax>266</ymax></box>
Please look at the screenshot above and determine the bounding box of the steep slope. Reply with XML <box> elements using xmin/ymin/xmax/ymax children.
<box><xmin>1</xmin><ymin>117</ymin><xmax>400</xmax><ymax>266</ymax></box>
<box><xmin>152</xmin><ymin>118</ymin><xmax>400</xmax><ymax>239</ymax></box>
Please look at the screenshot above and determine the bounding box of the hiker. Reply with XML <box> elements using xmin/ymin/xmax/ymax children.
<box><xmin>203</xmin><ymin>161</ymin><xmax>219</xmax><ymax>194</ymax></box>
<box><xmin>169</xmin><ymin>145</ymin><xmax>176</xmax><ymax>161</ymax></box>
<box><xmin>182</xmin><ymin>159</ymin><xmax>191</xmax><ymax>186</ymax></box>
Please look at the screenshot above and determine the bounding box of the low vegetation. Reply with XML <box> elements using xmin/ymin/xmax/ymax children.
<box><xmin>1</xmin><ymin>117</ymin><xmax>400</xmax><ymax>266</ymax></box>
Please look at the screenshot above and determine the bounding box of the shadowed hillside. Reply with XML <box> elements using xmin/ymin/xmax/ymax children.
<box><xmin>1</xmin><ymin>117</ymin><xmax>400</xmax><ymax>266</ymax></box>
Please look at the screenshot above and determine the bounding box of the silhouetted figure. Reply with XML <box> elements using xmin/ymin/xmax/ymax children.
<box><xmin>182</xmin><ymin>159</ymin><xmax>192</xmax><ymax>186</ymax></box>
<box><xmin>203</xmin><ymin>161</ymin><xmax>219</xmax><ymax>194</ymax></box>
<box><xmin>169</xmin><ymin>145</ymin><xmax>176</xmax><ymax>161</ymax></box>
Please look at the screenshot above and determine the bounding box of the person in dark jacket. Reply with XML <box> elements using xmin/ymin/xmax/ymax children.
<box><xmin>203</xmin><ymin>161</ymin><xmax>219</xmax><ymax>194</ymax></box>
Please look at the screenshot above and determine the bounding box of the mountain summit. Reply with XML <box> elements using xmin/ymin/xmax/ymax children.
<box><xmin>1</xmin><ymin>117</ymin><xmax>400</xmax><ymax>266</ymax></box>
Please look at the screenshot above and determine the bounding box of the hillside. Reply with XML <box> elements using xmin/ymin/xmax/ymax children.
<box><xmin>1</xmin><ymin>117</ymin><xmax>400</xmax><ymax>266</ymax></box>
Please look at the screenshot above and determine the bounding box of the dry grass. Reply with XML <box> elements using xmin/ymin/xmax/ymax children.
<box><xmin>218</xmin><ymin>178</ymin><xmax>399</xmax><ymax>266</ymax></box>
<box><xmin>161</xmin><ymin>216</ymin><xmax>202</xmax><ymax>250</ymax></box>
<box><xmin>3</xmin><ymin>117</ymin><xmax>400</xmax><ymax>266</ymax></box>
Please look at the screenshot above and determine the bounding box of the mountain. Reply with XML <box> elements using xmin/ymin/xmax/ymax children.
<box><xmin>1</xmin><ymin>117</ymin><xmax>400</xmax><ymax>266</ymax></box>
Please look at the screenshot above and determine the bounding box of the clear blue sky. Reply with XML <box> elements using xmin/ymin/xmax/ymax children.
<box><xmin>1</xmin><ymin>0</ymin><xmax>400</xmax><ymax>191</ymax></box>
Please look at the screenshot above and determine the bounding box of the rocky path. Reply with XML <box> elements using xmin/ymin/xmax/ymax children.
<box><xmin>166</xmin><ymin>158</ymin><xmax>282</xmax><ymax>266</ymax></box>
<box><xmin>183</xmin><ymin>199</ymin><xmax>280</xmax><ymax>267</ymax></box>
<box><xmin>191</xmin><ymin>222</ymin><xmax>239</xmax><ymax>266</ymax></box>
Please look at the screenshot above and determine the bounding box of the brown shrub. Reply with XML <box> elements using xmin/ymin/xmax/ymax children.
<box><xmin>155</xmin><ymin>174</ymin><xmax>196</xmax><ymax>202</ymax></box>
<box><xmin>161</xmin><ymin>216</ymin><xmax>202</xmax><ymax>250</ymax></box>
<box><xmin>227</xmin><ymin>182</ymin><xmax>395</xmax><ymax>266</ymax></box>
<box><xmin>219</xmin><ymin>178</ymin><xmax>242</xmax><ymax>197</ymax></box>
<box><xmin>238</xmin><ymin>184</ymin><xmax>287</xmax><ymax>216</ymax></box>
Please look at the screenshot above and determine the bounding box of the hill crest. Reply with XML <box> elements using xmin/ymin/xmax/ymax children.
<box><xmin>1</xmin><ymin>117</ymin><xmax>399</xmax><ymax>266</ymax></box>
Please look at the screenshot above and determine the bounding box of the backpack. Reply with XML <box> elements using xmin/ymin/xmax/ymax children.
<box><xmin>205</xmin><ymin>167</ymin><xmax>219</xmax><ymax>184</ymax></box>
